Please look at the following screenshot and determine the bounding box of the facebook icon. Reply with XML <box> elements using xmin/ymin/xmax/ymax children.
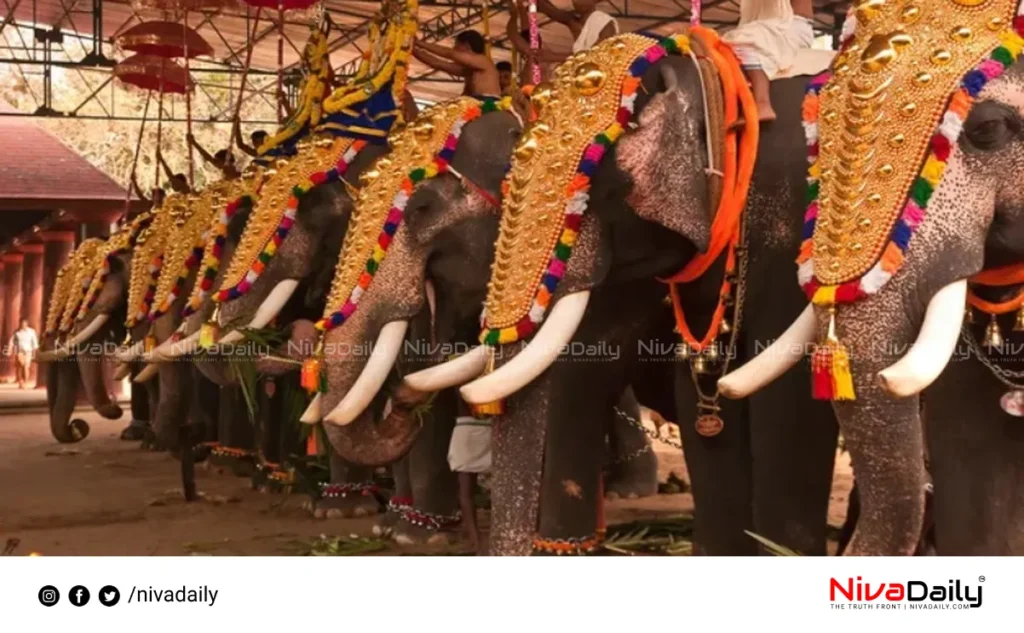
<box><xmin>69</xmin><ymin>585</ymin><xmax>90</xmax><ymax>606</ymax></box>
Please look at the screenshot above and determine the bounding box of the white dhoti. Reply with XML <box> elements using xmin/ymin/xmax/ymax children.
<box><xmin>724</xmin><ymin>15</ymin><xmax>816</xmax><ymax>79</ymax></box>
<box><xmin>447</xmin><ymin>417</ymin><xmax>492</xmax><ymax>474</ymax></box>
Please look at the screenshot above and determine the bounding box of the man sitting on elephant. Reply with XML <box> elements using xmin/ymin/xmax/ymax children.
<box><xmin>412</xmin><ymin>31</ymin><xmax>502</xmax><ymax>98</ymax></box>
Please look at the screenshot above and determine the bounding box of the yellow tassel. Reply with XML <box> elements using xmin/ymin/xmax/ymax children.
<box><xmin>144</xmin><ymin>334</ymin><xmax>156</xmax><ymax>353</ymax></box>
<box><xmin>200</xmin><ymin>305</ymin><xmax>220</xmax><ymax>349</ymax></box>
<box><xmin>812</xmin><ymin>306</ymin><xmax>856</xmax><ymax>401</ymax></box>
<box><xmin>469</xmin><ymin>346</ymin><xmax>504</xmax><ymax>418</ymax></box>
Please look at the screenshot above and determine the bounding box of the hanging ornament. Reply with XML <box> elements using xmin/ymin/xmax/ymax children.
<box><xmin>983</xmin><ymin>316</ymin><xmax>1004</xmax><ymax>349</ymax></box>
<box><xmin>1001</xmin><ymin>391</ymin><xmax>1024</xmax><ymax>418</ymax></box>
<box><xmin>200</xmin><ymin>305</ymin><xmax>221</xmax><ymax>348</ymax></box>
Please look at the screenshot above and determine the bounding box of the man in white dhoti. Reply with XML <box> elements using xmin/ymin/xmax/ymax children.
<box><xmin>724</xmin><ymin>0</ymin><xmax>815</xmax><ymax>121</ymax></box>
<box><xmin>448</xmin><ymin>411</ymin><xmax>492</xmax><ymax>554</ymax></box>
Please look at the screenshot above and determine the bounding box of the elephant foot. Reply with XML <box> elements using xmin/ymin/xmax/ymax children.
<box><xmin>253</xmin><ymin>463</ymin><xmax>296</xmax><ymax>494</ymax></box>
<box><xmin>373</xmin><ymin>496</ymin><xmax>413</xmax><ymax>537</ymax></box>
<box><xmin>206</xmin><ymin>445</ymin><xmax>257</xmax><ymax>477</ymax></box>
<box><xmin>605</xmin><ymin>446</ymin><xmax>659</xmax><ymax>500</ymax></box>
<box><xmin>119</xmin><ymin>419</ymin><xmax>151</xmax><ymax>441</ymax></box>
<box><xmin>52</xmin><ymin>418</ymin><xmax>90</xmax><ymax>444</ymax></box>
<box><xmin>97</xmin><ymin>403</ymin><xmax>124</xmax><ymax>420</ymax></box>
<box><xmin>392</xmin><ymin>508</ymin><xmax>462</xmax><ymax>546</ymax></box>
<box><xmin>313</xmin><ymin>482</ymin><xmax>383</xmax><ymax>519</ymax></box>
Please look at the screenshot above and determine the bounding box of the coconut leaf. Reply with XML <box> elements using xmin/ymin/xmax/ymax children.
<box><xmin>744</xmin><ymin>530</ymin><xmax>801</xmax><ymax>556</ymax></box>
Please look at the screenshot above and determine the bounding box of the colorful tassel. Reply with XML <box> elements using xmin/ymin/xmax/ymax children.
<box><xmin>144</xmin><ymin>334</ymin><xmax>156</xmax><ymax>353</ymax></box>
<box><xmin>810</xmin><ymin>306</ymin><xmax>855</xmax><ymax>401</ymax></box>
<box><xmin>200</xmin><ymin>305</ymin><xmax>220</xmax><ymax>349</ymax></box>
<box><xmin>301</xmin><ymin>337</ymin><xmax>326</xmax><ymax>394</ymax></box>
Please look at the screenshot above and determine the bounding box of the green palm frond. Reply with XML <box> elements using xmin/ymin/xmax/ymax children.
<box><xmin>744</xmin><ymin>531</ymin><xmax>802</xmax><ymax>556</ymax></box>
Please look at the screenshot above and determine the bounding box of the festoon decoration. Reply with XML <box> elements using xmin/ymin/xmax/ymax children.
<box><xmin>798</xmin><ymin>0</ymin><xmax>1024</xmax><ymax>401</ymax></box>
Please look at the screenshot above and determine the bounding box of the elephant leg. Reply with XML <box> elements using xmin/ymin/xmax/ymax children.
<box><xmin>49</xmin><ymin>359</ymin><xmax>90</xmax><ymax>443</ymax></box>
<box><xmin>676</xmin><ymin>371</ymin><xmax>755</xmax><ymax>555</ymax></box>
<box><xmin>77</xmin><ymin>350</ymin><xmax>123</xmax><ymax>420</ymax></box>
<box><xmin>258</xmin><ymin>376</ymin><xmax>283</xmax><ymax>465</ymax></box>
<box><xmin>375</xmin><ymin>453</ymin><xmax>413</xmax><ymax>538</ymax></box>
<box><xmin>206</xmin><ymin>385</ymin><xmax>256</xmax><ymax>475</ymax></box>
<box><xmin>534</xmin><ymin>360</ymin><xmax>620</xmax><ymax>556</ymax></box>
<box><xmin>314</xmin><ymin>442</ymin><xmax>381</xmax><ymax>519</ymax></box>
<box><xmin>927</xmin><ymin>358</ymin><xmax>1024</xmax><ymax>554</ymax></box>
<box><xmin>749</xmin><ymin>359</ymin><xmax>837</xmax><ymax>555</ymax></box>
<box><xmin>393</xmin><ymin>387</ymin><xmax>459</xmax><ymax>546</ymax></box>
<box><xmin>151</xmin><ymin>365</ymin><xmax>190</xmax><ymax>453</ymax></box>
<box><xmin>605</xmin><ymin>387</ymin><xmax>658</xmax><ymax>500</ymax></box>
<box><xmin>120</xmin><ymin>367</ymin><xmax>153</xmax><ymax>441</ymax></box>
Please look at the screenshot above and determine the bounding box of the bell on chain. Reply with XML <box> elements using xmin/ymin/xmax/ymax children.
<box><xmin>691</xmin><ymin>354</ymin><xmax>707</xmax><ymax>374</ymax></box>
<box><xmin>719</xmin><ymin>319</ymin><xmax>732</xmax><ymax>335</ymax></box>
<box><xmin>1015</xmin><ymin>307</ymin><xmax>1024</xmax><ymax>332</ymax></box>
<box><xmin>964</xmin><ymin>306</ymin><xmax>974</xmax><ymax>325</ymax></box>
<box><xmin>983</xmin><ymin>315</ymin><xmax>1004</xmax><ymax>349</ymax></box>
<box><xmin>704</xmin><ymin>344</ymin><xmax>720</xmax><ymax>362</ymax></box>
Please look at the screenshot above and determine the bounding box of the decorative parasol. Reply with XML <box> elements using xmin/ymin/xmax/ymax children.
<box><xmin>113</xmin><ymin>54</ymin><xmax>193</xmax><ymax>93</ymax></box>
<box><xmin>130</xmin><ymin>0</ymin><xmax>237</xmax><ymax>12</ymax></box>
<box><xmin>116</xmin><ymin>20</ymin><xmax>213</xmax><ymax>59</ymax></box>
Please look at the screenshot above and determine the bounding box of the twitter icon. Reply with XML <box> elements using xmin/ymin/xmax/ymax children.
<box><xmin>99</xmin><ymin>585</ymin><xmax>120</xmax><ymax>607</ymax></box>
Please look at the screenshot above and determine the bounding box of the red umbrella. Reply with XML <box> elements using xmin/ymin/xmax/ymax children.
<box><xmin>130</xmin><ymin>0</ymin><xmax>237</xmax><ymax>11</ymax></box>
<box><xmin>240</xmin><ymin>0</ymin><xmax>317</xmax><ymax>8</ymax></box>
<box><xmin>113</xmin><ymin>55</ymin><xmax>193</xmax><ymax>94</ymax></box>
<box><xmin>117</xmin><ymin>21</ymin><xmax>213</xmax><ymax>59</ymax></box>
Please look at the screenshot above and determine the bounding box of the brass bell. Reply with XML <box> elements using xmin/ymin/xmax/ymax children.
<box><xmin>983</xmin><ymin>316</ymin><xmax>1004</xmax><ymax>349</ymax></box>
<box><xmin>691</xmin><ymin>354</ymin><xmax>707</xmax><ymax>374</ymax></box>
<box><xmin>719</xmin><ymin>319</ymin><xmax>732</xmax><ymax>335</ymax></box>
<box><xmin>1015</xmin><ymin>307</ymin><xmax>1024</xmax><ymax>332</ymax></box>
<box><xmin>704</xmin><ymin>345</ymin><xmax>720</xmax><ymax>362</ymax></box>
<box><xmin>676</xmin><ymin>344</ymin><xmax>690</xmax><ymax>359</ymax></box>
<box><xmin>964</xmin><ymin>306</ymin><xmax>974</xmax><ymax>324</ymax></box>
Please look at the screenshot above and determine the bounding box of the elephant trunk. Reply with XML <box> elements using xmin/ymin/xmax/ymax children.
<box><xmin>323</xmin><ymin>384</ymin><xmax>431</xmax><ymax>467</ymax></box>
<box><xmin>77</xmin><ymin>350</ymin><xmax>123</xmax><ymax>420</ymax></box>
<box><xmin>819</xmin><ymin>291</ymin><xmax>932</xmax><ymax>555</ymax></box>
<box><xmin>152</xmin><ymin>361</ymin><xmax>188</xmax><ymax>451</ymax></box>
<box><xmin>48</xmin><ymin>359</ymin><xmax>90</xmax><ymax>443</ymax></box>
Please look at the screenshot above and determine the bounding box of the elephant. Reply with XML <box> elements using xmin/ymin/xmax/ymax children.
<box><xmin>718</xmin><ymin>25</ymin><xmax>1024</xmax><ymax>553</ymax></box>
<box><xmin>161</xmin><ymin>140</ymin><xmax>393</xmax><ymax>507</ymax></box>
<box><xmin>304</xmin><ymin>89</ymin><xmax>673</xmax><ymax>550</ymax></box>
<box><xmin>39</xmin><ymin>236</ymin><xmax>131</xmax><ymax>443</ymax></box>
<box><xmin>407</xmin><ymin>37</ymin><xmax>839</xmax><ymax>554</ymax></box>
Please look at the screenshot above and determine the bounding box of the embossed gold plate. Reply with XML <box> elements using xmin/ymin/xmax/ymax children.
<box><xmin>813</xmin><ymin>0</ymin><xmax>1018</xmax><ymax>285</ymax></box>
<box><xmin>483</xmin><ymin>34</ymin><xmax>657</xmax><ymax>330</ymax></box>
<box><xmin>322</xmin><ymin>97</ymin><xmax>481</xmax><ymax>319</ymax></box>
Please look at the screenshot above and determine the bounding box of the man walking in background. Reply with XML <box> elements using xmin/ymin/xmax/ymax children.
<box><xmin>8</xmin><ymin>319</ymin><xmax>38</xmax><ymax>389</ymax></box>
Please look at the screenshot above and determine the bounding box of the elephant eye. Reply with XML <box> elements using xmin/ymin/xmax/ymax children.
<box><xmin>963</xmin><ymin>101</ymin><xmax>1022</xmax><ymax>152</ymax></box>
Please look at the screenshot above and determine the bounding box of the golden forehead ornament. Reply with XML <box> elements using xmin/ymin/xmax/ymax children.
<box><xmin>321</xmin><ymin>98</ymin><xmax>481</xmax><ymax>319</ymax></box>
<box><xmin>150</xmin><ymin>187</ymin><xmax>221</xmax><ymax>312</ymax></box>
<box><xmin>57</xmin><ymin>238</ymin><xmax>105</xmax><ymax>332</ymax></box>
<box><xmin>219</xmin><ymin>136</ymin><xmax>356</xmax><ymax>295</ymax></box>
<box><xmin>483</xmin><ymin>34</ymin><xmax>656</xmax><ymax>330</ymax></box>
<box><xmin>812</xmin><ymin>0</ymin><xmax>1021</xmax><ymax>285</ymax></box>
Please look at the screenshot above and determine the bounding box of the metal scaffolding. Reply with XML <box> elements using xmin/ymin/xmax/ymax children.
<box><xmin>0</xmin><ymin>0</ymin><xmax>847</xmax><ymax>122</ymax></box>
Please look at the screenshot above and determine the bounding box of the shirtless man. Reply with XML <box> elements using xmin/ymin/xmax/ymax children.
<box><xmin>155</xmin><ymin>154</ymin><xmax>191</xmax><ymax>194</ymax></box>
<box><xmin>538</xmin><ymin>0</ymin><xmax>618</xmax><ymax>53</ymax></box>
<box><xmin>412</xmin><ymin>31</ymin><xmax>501</xmax><ymax>98</ymax></box>
<box><xmin>187</xmin><ymin>134</ymin><xmax>242</xmax><ymax>180</ymax></box>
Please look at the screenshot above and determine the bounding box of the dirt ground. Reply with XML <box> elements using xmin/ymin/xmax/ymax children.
<box><xmin>0</xmin><ymin>407</ymin><xmax>853</xmax><ymax>556</ymax></box>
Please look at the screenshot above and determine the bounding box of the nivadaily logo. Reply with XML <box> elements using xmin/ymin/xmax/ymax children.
<box><xmin>830</xmin><ymin>576</ymin><xmax>984</xmax><ymax>610</ymax></box>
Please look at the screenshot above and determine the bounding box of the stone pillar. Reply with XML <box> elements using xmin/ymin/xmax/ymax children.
<box><xmin>37</xmin><ymin>230</ymin><xmax>76</xmax><ymax>389</ymax></box>
<box><xmin>18</xmin><ymin>243</ymin><xmax>44</xmax><ymax>386</ymax></box>
<box><xmin>1</xmin><ymin>253</ymin><xmax>25</xmax><ymax>382</ymax></box>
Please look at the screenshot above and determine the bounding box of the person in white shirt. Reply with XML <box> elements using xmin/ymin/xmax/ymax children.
<box><xmin>724</xmin><ymin>0</ymin><xmax>816</xmax><ymax>122</ymax></box>
<box><xmin>531</xmin><ymin>0</ymin><xmax>619</xmax><ymax>57</ymax></box>
<box><xmin>8</xmin><ymin>319</ymin><xmax>38</xmax><ymax>389</ymax></box>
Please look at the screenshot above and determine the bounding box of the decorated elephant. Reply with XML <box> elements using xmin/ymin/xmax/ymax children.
<box><xmin>38</xmin><ymin>233</ymin><xmax>135</xmax><ymax>443</ymax></box>
<box><xmin>719</xmin><ymin>3</ymin><xmax>1024</xmax><ymax>554</ymax></box>
<box><xmin>406</xmin><ymin>31</ymin><xmax>841</xmax><ymax>554</ymax></box>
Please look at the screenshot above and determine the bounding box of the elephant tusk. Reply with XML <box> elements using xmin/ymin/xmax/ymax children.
<box><xmin>718</xmin><ymin>304</ymin><xmax>817</xmax><ymax>399</ymax></box>
<box><xmin>113</xmin><ymin>362</ymin><xmax>132</xmax><ymax>381</ymax></box>
<box><xmin>877</xmin><ymin>279</ymin><xmax>967</xmax><ymax>398</ymax></box>
<box><xmin>324</xmin><ymin>320</ymin><xmax>410</xmax><ymax>427</ymax></box>
<box><xmin>460</xmin><ymin>291</ymin><xmax>591</xmax><ymax>405</ymax></box>
<box><xmin>217</xmin><ymin>279</ymin><xmax>300</xmax><ymax>346</ymax></box>
<box><xmin>164</xmin><ymin>330</ymin><xmax>203</xmax><ymax>359</ymax></box>
<box><xmin>36</xmin><ymin>347</ymin><xmax>65</xmax><ymax>362</ymax></box>
<box><xmin>65</xmin><ymin>314</ymin><xmax>110</xmax><ymax>350</ymax></box>
<box><xmin>300</xmin><ymin>393</ymin><xmax>322</xmax><ymax>423</ymax></box>
<box><xmin>115</xmin><ymin>340</ymin><xmax>145</xmax><ymax>363</ymax></box>
<box><xmin>133</xmin><ymin>363</ymin><xmax>159</xmax><ymax>383</ymax></box>
<box><xmin>403</xmin><ymin>345</ymin><xmax>489</xmax><ymax>392</ymax></box>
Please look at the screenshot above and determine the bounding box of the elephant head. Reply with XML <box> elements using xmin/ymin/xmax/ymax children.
<box><xmin>305</xmin><ymin>102</ymin><xmax>522</xmax><ymax>466</ymax></box>
<box><xmin>719</xmin><ymin>12</ymin><xmax>1024</xmax><ymax>554</ymax></box>
<box><xmin>207</xmin><ymin>140</ymin><xmax>389</xmax><ymax>352</ymax></box>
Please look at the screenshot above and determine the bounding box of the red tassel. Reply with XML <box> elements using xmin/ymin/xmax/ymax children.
<box><xmin>300</xmin><ymin>357</ymin><xmax>321</xmax><ymax>394</ymax></box>
<box><xmin>811</xmin><ymin>345</ymin><xmax>835</xmax><ymax>400</ymax></box>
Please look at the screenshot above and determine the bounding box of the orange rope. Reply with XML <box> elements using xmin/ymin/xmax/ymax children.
<box><xmin>662</xmin><ymin>27</ymin><xmax>760</xmax><ymax>350</ymax></box>
<box><xmin>968</xmin><ymin>263</ymin><xmax>1024</xmax><ymax>315</ymax></box>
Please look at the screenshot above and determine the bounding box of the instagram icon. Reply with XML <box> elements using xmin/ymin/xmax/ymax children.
<box><xmin>38</xmin><ymin>586</ymin><xmax>60</xmax><ymax>607</ymax></box>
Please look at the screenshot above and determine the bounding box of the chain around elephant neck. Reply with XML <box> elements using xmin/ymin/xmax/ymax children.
<box><xmin>961</xmin><ymin>325</ymin><xmax>1024</xmax><ymax>388</ymax></box>
<box><xmin>613</xmin><ymin>407</ymin><xmax>683</xmax><ymax>452</ymax></box>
